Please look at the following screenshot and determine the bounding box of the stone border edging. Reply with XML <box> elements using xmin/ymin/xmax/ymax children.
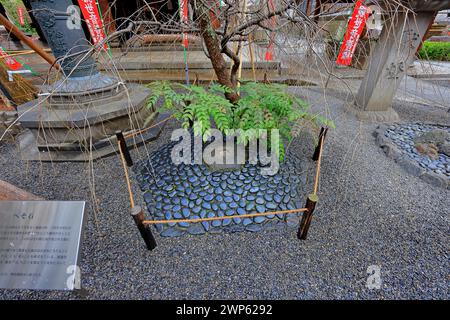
<box><xmin>374</xmin><ymin>123</ymin><xmax>450</xmax><ymax>190</ymax></box>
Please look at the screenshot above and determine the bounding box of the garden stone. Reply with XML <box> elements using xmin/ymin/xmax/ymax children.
<box><xmin>413</xmin><ymin>129</ymin><xmax>449</xmax><ymax>146</ymax></box>
<box><xmin>201</xmin><ymin>221</ymin><xmax>210</xmax><ymax>231</ymax></box>
<box><xmin>421</xmin><ymin>171</ymin><xmax>448</xmax><ymax>189</ymax></box>
<box><xmin>202</xmin><ymin>202</ymin><xmax>212</xmax><ymax>210</ymax></box>
<box><xmin>182</xmin><ymin>208</ymin><xmax>190</xmax><ymax>218</ymax></box>
<box><xmin>246</xmin><ymin>203</ymin><xmax>255</xmax><ymax>211</ymax></box>
<box><xmin>161</xmin><ymin>228</ymin><xmax>185</xmax><ymax>237</ymax></box>
<box><xmin>266</xmin><ymin>202</ymin><xmax>277</xmax><ymax>210</ymax></box>
<box><xmin>212</xmin><ymin>220</ymin><xmax>222</xmax><ymax>227</ymax></box>
<box><xmin>256</xmin><ymin>205</ymin><xmax>265</xmax><ymax>213</ymax></box>
<box><xmin>379</xmin><ymin>123</ymin><xmax>449</xmax><ymax>188</ymax></box>
<box><xmin>232</xmin><ymin>217</ymin><xmax>242</xmax><ymax>224</ymax></box>
<box><xmin>440</xmin><ymin>143</ymin><xmax>450</xmax><ymax>157</ymax></box>
<box><xmin>192</xmin><ymin>207</ymin><xmax>201</xmax><ymax>214</ymax></box>
<box><xmin>246</xmin><ymin>224</ymin><xmax>262</xmax><ymax>232</ymax></box>
<box><xmin>256</xmin><ymin>197</ymin><xmax>265</xmax><ymax>205</ymax></box>
<box><xmin>188</xmin><ymin>223</ymin><xmax>206</xmax><ymax>235</ymax></box>
<box><xmin>254</xmin><ymin>216</ymin><xmax>266</xmax><ymax>224</ymax></box>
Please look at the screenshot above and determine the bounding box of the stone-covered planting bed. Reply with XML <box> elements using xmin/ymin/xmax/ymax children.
<box><xmin>375</xmin><ymin>122</ymin><xmax>450</xmax><ymax>189</ymax></box>
<box><xmin>135</xmin><ymin>140</ymin><xmax>309</xmax><ymax>237</ymax></box>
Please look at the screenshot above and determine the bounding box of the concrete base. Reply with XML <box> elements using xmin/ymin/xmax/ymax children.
<box><xmin>18</xmin><ymin>82</ymin><xmax>156</xmax><ymax>149</ymax></box>
<box><xmin>345</xmin><ymin>103</ymin><xmax>400</xmax><ymax>122</ymax></box>
<box><xmin>17</xmin><ymin>112</ymin><xmax>169</xmax><ymax>162</ymax></box>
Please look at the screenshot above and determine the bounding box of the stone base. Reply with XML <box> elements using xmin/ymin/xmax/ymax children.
<box><xmin>18</xmin><ymin>83</ymin><xmax>152</xmax><ymax>146</ymax></box>
<box><xmin>17</xmin><ymin>112</ymin><xmax>168</xmax><ymax>162</ymax></box>
<box><xmin>16</xmin><ymin>81</ymin><xmax>166</xmax><ymax>161</ymax></box>
<box><xmin>345</xmin><ymin>103</ymin><xmax>400</xmax><ymax>122</ymax></box>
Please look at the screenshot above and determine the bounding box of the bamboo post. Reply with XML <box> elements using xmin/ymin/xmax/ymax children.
<box><xmin>297</xmin><ymin>194</ymin><xmax>318</xmax><ymax>240</ymax></box>
<box><xmin>236</xmin><ymin>0</ymin><xmax>247</xmax><ymax>88</ymax></box>
<box><xmin>116</xmin><ymin>131</ymin><xmax>133</xmax><ymax>167</ymax></box>
<box><xmin>312</xmin><ymin>127</ymin><xmax>328</xmax><ymax>161</ymax></box>
<box><xmin>131</xmin><ymin>206</ymin><xmax>157</xmax><ymax>251</ymax></box>
<box><xmin>0</xmin><ymin>13</ymin><xmax>60</xmax><ymax>70</ymax></box>
<box><xmin>0</xmin><ymin>180</ymin><xmax>43</xmax><ymax>201</ymax></box>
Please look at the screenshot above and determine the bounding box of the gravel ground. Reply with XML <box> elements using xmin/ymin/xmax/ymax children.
<box><xmin>0</xmin><ymin>87</ymin><xmax>448</xmax><ymax>300</ymax></box>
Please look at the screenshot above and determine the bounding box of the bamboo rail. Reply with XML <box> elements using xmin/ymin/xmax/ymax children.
<box><xmin>117</xmin><ymin>122</ymin><xmax>329</xmax><ymax>249</ymax></box>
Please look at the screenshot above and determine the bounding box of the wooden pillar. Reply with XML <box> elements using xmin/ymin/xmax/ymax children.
<box><xmin>297</xmin><ymin>194</ymin><xmax>318</xmax><ymax>240</ymax></box>
<box><xmin>353</xmin><ymin>11</ymin><xmax>436</xmax><ymax>121</ymax></box>
<box><xmin>131</xmin><ymin>206</ymin><xmax>157</xmax><ymax>251</ymax></box>
<box><xmin>0</xmin><ymin>180</ymin><xmax>43</xmax><ymax>201</ymax></box>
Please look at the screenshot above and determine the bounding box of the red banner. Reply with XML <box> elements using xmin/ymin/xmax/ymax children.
<box><xmin>265</xmin><ymin>0</ymin><xmax>277</xmax><ymax>61</ymax></box>
<box><xmin>179</xmin><ymin>0</ymin><xmax>189</xmax><ymax>48</ymax></box>
<box><xmin>17</xmin><ymin>7</ymin><xmax>25</xmax><ymax>26</ymax></box>
<box><xmin>78</xmin><ymin>0</ymin><xmax>108</xmax><ymax>50</ymax></box>
<box><xmin>0</xmin><ymin>47</ymin><xmax>23</xmax><ymax>71</ymax></box>
<box><xmin>336</xmin><ymin>0</ymin><xmax>371</xmax><ymax>66</ymax></box>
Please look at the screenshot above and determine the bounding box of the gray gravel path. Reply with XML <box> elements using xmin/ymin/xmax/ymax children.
<box><xmin>0</xmin><ymin>87</ymin><xmax>448</xmax><ymax>300</ymax></box>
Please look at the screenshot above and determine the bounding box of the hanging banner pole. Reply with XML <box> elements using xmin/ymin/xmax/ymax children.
<box><xmin>179</xmin><ymin>0</ymin><xmax>189</xmax><ymax>85</ymax></box>
<box><xmin>335</xmin><ymin>0</ymin><xmax>371</xmax><ymax>66</ymax></box>
<box><xmin>0</xmin><ymin>46</ymin><xmax>23</xmax><ymax>71</ymax></box>
<box><xmin>95</xmin><ymin>0</ymin><xmax>112</xmax><ymax>56</ymax></box>
<box><xmin>265</xmin><ymin>0</ymin><xmax>277</xmax><ymax>61</ymax></box>
<box><xmin>78</xmin><ymin>0</ymin><xmax>109</xmax><ymax>51</ymax></box>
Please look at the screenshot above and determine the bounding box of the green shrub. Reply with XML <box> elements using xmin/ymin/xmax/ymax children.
<box><xmin>418</xmin><ymin>41</ymin><xmax>450</xmax><ymax>61</ymax></box>
<box><xmin>145</xmin><ymin>81</ymin><xmax>334</xmax><ymax>161</ymax></box>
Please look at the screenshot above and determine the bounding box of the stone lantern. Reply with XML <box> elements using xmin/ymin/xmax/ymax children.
<box><xmin>18</xmin><ymin>0</ymin><xmax>157</xmax><ymax>161</ymax></box>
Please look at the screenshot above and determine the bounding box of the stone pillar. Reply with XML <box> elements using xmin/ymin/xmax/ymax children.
<box><xmin>351</xmin><ymin>11</ymin><xmax>436</xmax><ymax>121</ymax></box>
<box><xmin>17</xmin><ymin>0</ymin><xmax>158</xmax><ymax>161</ymax></box>
<box><xmin>29</xmin><ymin>0</ymin><xmax>97</xmax><ymax>77</ymax></box>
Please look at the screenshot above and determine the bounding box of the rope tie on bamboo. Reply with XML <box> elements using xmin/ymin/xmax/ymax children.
<box><xmin>143</xmin><ymin>208</ymin><xmax>308</xmax><ymax>225</ymax></box>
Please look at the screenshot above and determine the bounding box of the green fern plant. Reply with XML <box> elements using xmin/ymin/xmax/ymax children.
<box><xmin>145</xmin><ymin>81</ymin><xmax>334</xmax><ymax>161</ymax></box>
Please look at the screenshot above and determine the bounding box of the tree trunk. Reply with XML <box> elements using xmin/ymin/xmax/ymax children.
<box><xmin>197</xmin><ymin>2</ymin><xmax>240</xmax><ymax>104</ymax></box>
